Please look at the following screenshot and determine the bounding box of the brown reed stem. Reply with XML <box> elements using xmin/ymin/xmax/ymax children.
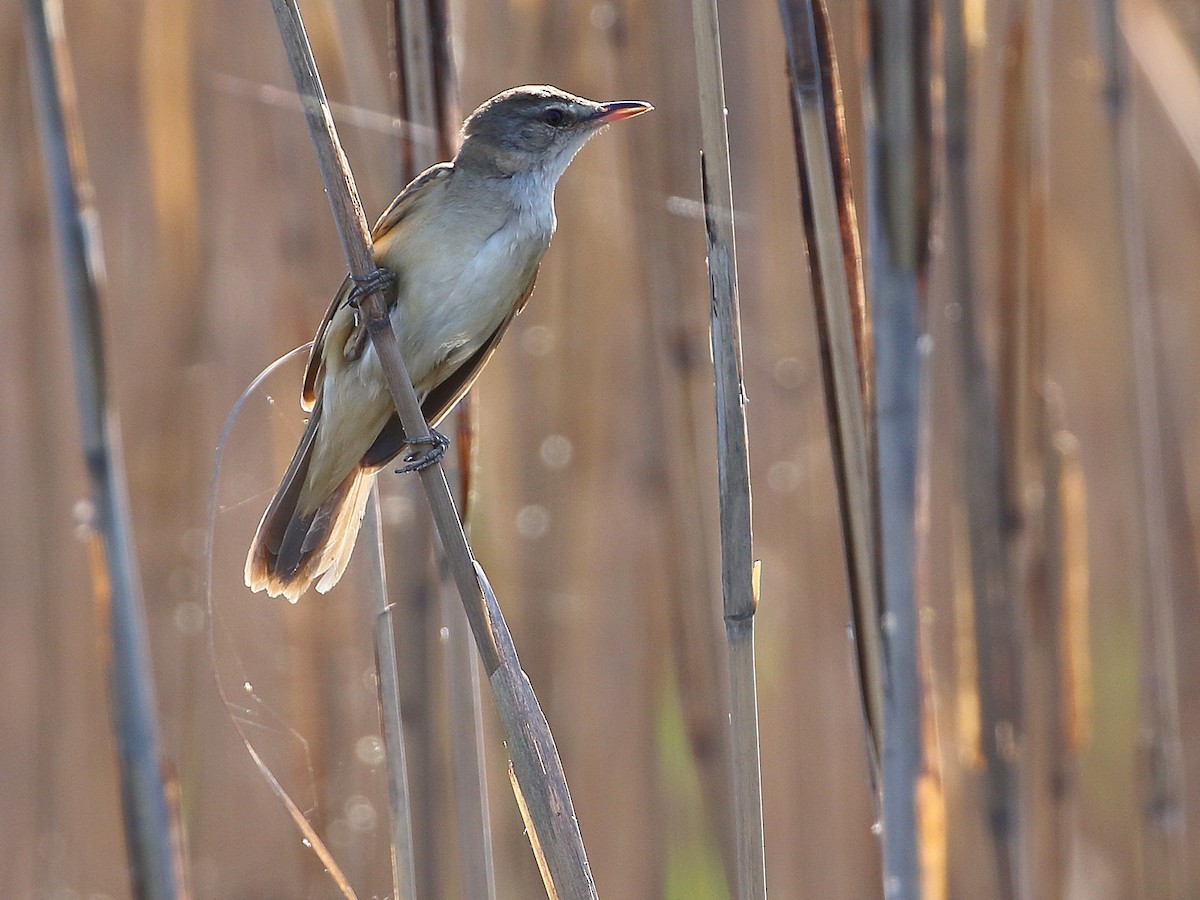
<box><xmin>689</xmin><ymin>0</ymin><xmax>767</xmax><ymax>886</ymax></box>
<box><xmin>776</xmin><ymin>0</ymin><xmax>883</xmax><ymax>784</ymax></box>
<box><xmin>1093</xmin><ymin>0</ymin><xmax>1191</xmax><ymax>892</ymax></box>
<box><xmin>943</xmin><ymin>2</ymin><xmax>1020</xmax><ymax>894</ymax></box>
<box><xmin>21</xmin><ymin>2</ymin><xmax>186</xmax><ymax>897</ymax></box>
<box><xmin>362</xmin><ymin>492</ymin><xmax>419</xmax><ymax>899</ymax></box>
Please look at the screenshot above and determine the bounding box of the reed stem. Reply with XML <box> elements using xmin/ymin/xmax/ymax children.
<box><xmin>22</xmin><ymin>2</ymin><xmax>186</xmax><ymax>897</ymax></box>
<box><xmin>688</xmin><ymin>0</ymin><xmax>768</xmax><ymax>888</ymax></box>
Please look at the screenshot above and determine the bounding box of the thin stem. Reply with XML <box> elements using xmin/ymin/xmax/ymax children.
<box><xmin>1093</xmin><ymin>0</ymin><xmax>1191</xmax><ymax>892</ymax></box>
<box><xmin>861</xmin><ymin>0</ymin><xmax>931</xmax><ymax>896</ymax></box>
<box><xmin>689</xmin><ymin>0</ymin><xmax>767</xmax><ymax>887</ymax></box>
<box><xmin>440</xmin><ymin>582</ymin><xmax>498</xmax><ymax>900</ymax></box>
<box><xmin>22</xmin><ymin>2</ymin><xmax>185</xmax><ymax>898</ymax></box>
<box><xmin>363</xmin><ymin>490</ymin><xmax>419</xmax><ymax>900</ymax></box>
<box><xmin>944</xmin><ymin>2</ymin><xmax>1020</xmax><ymax>894</ymax></box>
<box><xmin>776</xmin><ymin>0</ymin><xmax>883</xmax><ymax>781</ymax></box>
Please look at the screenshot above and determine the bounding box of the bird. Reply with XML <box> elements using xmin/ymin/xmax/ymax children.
<box><xmin>245</xmin><ymin>85</ymin><xmax>652</xmax><ymax>601</ymax></box>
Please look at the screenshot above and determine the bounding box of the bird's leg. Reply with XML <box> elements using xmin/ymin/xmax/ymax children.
<box><xmin>395</xmin><ymin>429</ymin><xmax>450</xmax><ymax>474</ymax></box>
<box><xmin>347</xmin><ymin>267</ymin><xmax>397</xmax><ymax>309</ymax></box>
<box><xmin>344</xmin><ymin>267</ymin><xmax>398</xmax><ymax>361</ymax></box>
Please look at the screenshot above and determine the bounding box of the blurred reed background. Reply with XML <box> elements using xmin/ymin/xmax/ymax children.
<box><xmin>3</xmin><ymin>0</ymin><xmax>1200</xmax><ymax>897</ymax></box>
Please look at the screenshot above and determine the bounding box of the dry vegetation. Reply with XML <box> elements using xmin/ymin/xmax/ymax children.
<box><xmin>5</xmin><ymin>0</ymin><xmax>1200</xmax><ymax>897</ymax></box>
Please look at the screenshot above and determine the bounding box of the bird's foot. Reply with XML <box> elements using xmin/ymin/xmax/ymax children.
<box><xmin>395</xmin><ymin>429</ymin><xmax>450</xmax><ymax>474</ymax></box>
<box><xmin>347</xmin><ymin>267</ymin><xmax>397</xmax><ymax>309</ymax></box>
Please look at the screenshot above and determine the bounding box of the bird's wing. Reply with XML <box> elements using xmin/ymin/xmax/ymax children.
<box><xmin>300</xmin><ymin>278</ymin><xmax>351</xmax><ymax>412</ymax></box>
<box><xmin>300</xmin><ymin>162</ymin><xmax>456</xmax><ymax>411</ymax></box>
<box><xmin>359</xmin><ymin>267</ymin><xmax>539</xmax><ymax>470</ymax></box>
<box><xmin>371</xmin><ymin>161</ymin><xmax>455</xmax><ymax>239</ymax></box>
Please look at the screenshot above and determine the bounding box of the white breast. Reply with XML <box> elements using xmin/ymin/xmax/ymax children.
<box><xmin>375</xmin><ymin>183</ymin><xmax>554</xmax><ymax>395</ymax></box>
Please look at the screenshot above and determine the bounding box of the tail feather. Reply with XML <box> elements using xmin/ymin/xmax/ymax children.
<box><xmin>244</xmin><ymin>406</ymin><xmax>375</xmax><ymax>602</ymax></box>
<box><xmin>256</xmin><ymin>405</ymin><xmax>322</xmax><ymax>558</ymax></box>
<box><xmin>314</xmin><ymin>471</ymin><xmax>374</xmax><ymax>594</ymax></box>
<box><xmin>272</xmin><ymin>473</ymin><xmax>352</xmax><ymax>577</ymax></box>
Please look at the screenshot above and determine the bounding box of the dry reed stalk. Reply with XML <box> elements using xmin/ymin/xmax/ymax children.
<box><xmin>439</xmin><ymin>574</ymin><xmax>497</xmax><ymax>900</ymax></box>
<box><xmin>384</xmin><ymin>523</ymin><xmax>441</xmax><ymax>895</ymax></box>
<box><xmin>1030</xmin><ymin>393</ymin><xmax>1083</xmax><ymax>898</ymax></box>
<box><xmin>860</xmin><ymin>0</ymin><xmax>931</xmax><ymax>895</ymax></box>
<box><xmin>268</xmin><ymin>2</ymin><xmax>595</xmax><ymax>895</ymax></box>
<box><xmin>387</xmin><ymin>1</ymin><xmax>496</xmax><ymax>895</ymax></box>
<box><xmin>382</xmin><ymin>16</ymin><xmax>442</xmax><ymax>889</ymax></box>
<box><xmin>942</xmin><ymin>1</ymin><xmax>1020</xmax><ymax>894</ymax></box>
<box><xmin>913</xmin><ymin>334</ymin><xmax>947</xmax><ymax>900</ymax></box>
<box><xmin>1093</xmin><ymin>0</ymin><xmax>1191</xmax><ymax>891</ymax></box>
<box><xmin>1012</xmin><ymin>3</ymin><xmax>1076</xmax><ymax>892</ymax></box>
<box><xmin>777</xmin><ymin>0</ymin><xmax>883</xmax><ymax>787</ymax></box>
<box><xmin>688</xmin><ymin>0</ymin><xmax>767</xmax><ymax>889</ymax></box>
<box><xmin>21</xmin><ymin>2</ymin><xmax>186</xmax><ymax>897</ymax></box>
<box><xmin>1050</xmin><ymin>426</ymin><xmax>1091</xmax><ymax>759</ymax></box>
<box><xmin>775</xmin><ymin>0</ymin><xmax>883</xmax><ymax>782</ymax></box>
<box><xmin>359</xmin><ymin>493</ymin><xmax>419</xmax><ymax>899</ymax></box>
<box><xmin>412</xmin><ymin>11</ymin><xmax>496</xmax><ymax>895</ymax></box>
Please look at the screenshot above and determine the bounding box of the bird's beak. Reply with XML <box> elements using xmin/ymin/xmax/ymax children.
<box><xmin>591</xmin><ymin>100</ymin><xmax>654</xmax><ymax>124</ymax></box>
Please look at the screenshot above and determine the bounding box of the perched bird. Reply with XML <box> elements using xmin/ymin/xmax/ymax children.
<box><xmin>246</xmin><ymin>85</ymin><xmax>652</xmax><ymax>601</ymax></box>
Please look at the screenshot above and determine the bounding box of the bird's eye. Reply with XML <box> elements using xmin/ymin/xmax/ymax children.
<box><xmin>542</xmin><ymin>107</ymin><xmax>568</xmax><ymax>127</ymax></box>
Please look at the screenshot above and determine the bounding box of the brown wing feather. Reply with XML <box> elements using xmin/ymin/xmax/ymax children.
<box><xmin>301</xmin><ymin>163</ymin><xmax>455</xmax><ymax>411</ymax></box>
<box><xmin>371</xmin><ymin>162</ymin><xmax>453</xmax><ymax>239</ymax></box>
<box><xmin>301</xmin><ymin>280</ymin><xmax>351</xmax><ymax>411</ymax></box>
<box><xmin>244</xmin><ymin>402</ymin><xmax>323</xmax><ymax>590</ymax></box>
<box><xmin>360</xmin><ymin>268</ymin><xmax>539</xmax><ymax>470</ymax></box>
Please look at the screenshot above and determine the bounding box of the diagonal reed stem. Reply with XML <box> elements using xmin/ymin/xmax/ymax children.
<box><xmin>268</xmin><ymin>2</ymin><xmax>594</xmax><ymax>895</ymax></box>
<box><xmin>21</xmin><ymin>1</ymin><xmax>185</xmax><ymax>898</ymax></box>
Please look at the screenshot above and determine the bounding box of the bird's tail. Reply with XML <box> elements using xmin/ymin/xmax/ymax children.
<box><xmin>244</xmin><ymin>406</ymin><xmax>375</xmax><ymax>602</ymax></box>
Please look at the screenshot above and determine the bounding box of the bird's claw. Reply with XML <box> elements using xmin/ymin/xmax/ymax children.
<box><xmin>347</xmin><ymin>267</ymin><xmax>397</xmax><ymax>309</ymax></box>
<box><xmin>395</xmin><ymin>430</ymin><xmax>450</xmax><ymax>474</ymax></box>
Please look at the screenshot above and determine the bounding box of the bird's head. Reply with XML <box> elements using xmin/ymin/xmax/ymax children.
<box><xmin>456</xmin><ymin>85</ymin><xmax>652</xmax><ymax>181</ymax></box>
